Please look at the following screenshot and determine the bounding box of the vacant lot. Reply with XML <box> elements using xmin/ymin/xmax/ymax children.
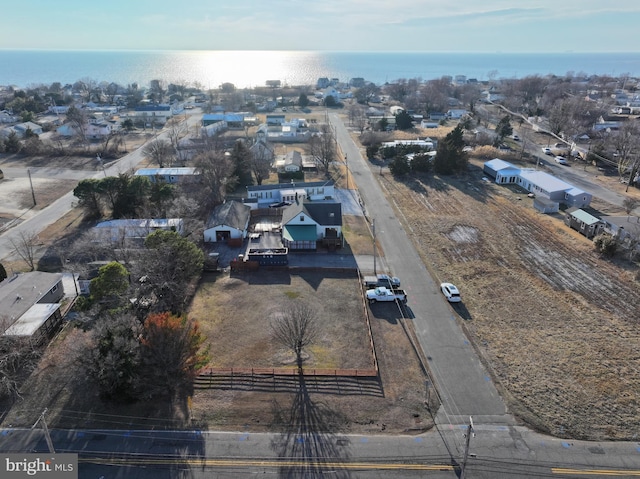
<box><xmin>187</xmin><ymin>269</ymin><xmax>428</xmax><ymax>433</ymax></box>
<box><xmin>378</xmin><ymin>158</ymin><xmax>640</xmax><ymax>440</ymax></box>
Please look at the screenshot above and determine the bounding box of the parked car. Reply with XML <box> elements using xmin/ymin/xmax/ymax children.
<box><xmin>542</xmin><ymin>147</ymin><xmax>552</xmax><ymax>155</ymax></box>
<box><xmin>511</xmin><ymin>134</ymin><xmax>520</xmax><ymax>141</ymax></box>
<box><xmin>440</xmin><ymin>283</ymin><xmax>461</xmax><ymax>303</ymax></box>
<box><xmin>555</xmin><ymin>156</ymin><xmax>568</xmax><ymax>165</ymax></box>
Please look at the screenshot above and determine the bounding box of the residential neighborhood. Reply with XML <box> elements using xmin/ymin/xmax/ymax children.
<box><xmin>0</xmin><ymin>68</ymin><xmax>640</xmax><ymax>478</ymax></box>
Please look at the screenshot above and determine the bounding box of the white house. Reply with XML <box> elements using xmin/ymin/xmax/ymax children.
<box><xmin>134</xmin><ymin>167</ymin><xmax>199</xmax><ymax>184</ymax></box>
<box><xmin>483</xmin><ymin>159</ymin><xmax>592</xmax><ymax>209</ymax></box>
<box><xmin>130</xmin><ymin>104</ymin><xmax>172</xmax><ymax>125</ymax></box>
<box><xmin>447</xmin><ymin>109</ymin><xmax>468</xmax><ymax>119</ymax></box>
<box><xmin>280</xmin><ymin>201</ymin><xmax>342</xmax><ymax>250</ymax></box>
<box><xmin>246</xmin><ymin>181</ymin><xmax>334</xmax><ymax>207</ymax></box>
<box><xmin>204</xmin><ymin>200</ymin><xmax>251</xmax><ymax>243</ymax></box>
<box><xmin>93</xmin><ymin>218</ymin><xmax>184</xmax><ymax>242</ymax></box>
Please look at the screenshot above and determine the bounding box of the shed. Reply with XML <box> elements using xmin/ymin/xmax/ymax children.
<box><xmin>533</xmin><ymin>197</ymin><xmax>559</xmax><ymax>214</ymax></box>
<box><xmin>564</xmin><ymin>208</ymin><xmax>604</xmax><ymax>239</ymax></box>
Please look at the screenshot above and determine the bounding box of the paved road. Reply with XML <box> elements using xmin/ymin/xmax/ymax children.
<box><xmin>329</xmin><ymin>113</ymin><xmax>509</xmax><ymax>426</ymax></box>
<box><xmin>2</xmin><ymin>426</ymin><xmax>639</xmax><ymax>478</ymax></box>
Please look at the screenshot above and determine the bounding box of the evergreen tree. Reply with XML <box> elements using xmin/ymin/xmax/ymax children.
<box><xmin>433</xmin><ymin>125</ymin><xmax>468</xmax><ymax>175</ymax></box>
<box><xmin>495</xmin><ymin>115</ymin><xmax>513</xmax><ymax>142</ymax></box>
<box><xmin>229</xmin><ymin>140</ymin><xmax>253</xmax><ymax>187</ymax></box>
<box><xmin>298</xmin><ymin>93</ymin><xmax>310</xmax><ymax>108</ymax></box>
<box><xmin>395</xmin><ymin>110</ymin><xmax>414</xmax><ymax>130</ymax></box>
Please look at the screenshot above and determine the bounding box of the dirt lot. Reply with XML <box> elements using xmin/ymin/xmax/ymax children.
<box><xmin>377</xmin><ymin>156</ymin><xmax>640</xmax><ymax>440</ymax></box>
<box><xmin>187</xmin><ymin>269</ymin><xmax>428</xmax><ymax>433</ymax></box>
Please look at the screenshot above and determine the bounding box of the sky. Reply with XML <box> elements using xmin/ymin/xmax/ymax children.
<box><xmin>2</xmin><ymin>0</ymin><xmax>639</xmax><ymax>53</ymax></box>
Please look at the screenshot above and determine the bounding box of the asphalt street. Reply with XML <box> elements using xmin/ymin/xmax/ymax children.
<box><xmin>329</xmin><ymin>112</ymin><xmax>509</xmax><ymax>426</ymax></box>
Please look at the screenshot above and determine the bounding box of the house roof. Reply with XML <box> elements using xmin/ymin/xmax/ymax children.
<box><xmin>95</xmin><ymin>218</ymin><xmax>183</xmax><ymax>230</ymax></box>
<box><xmin>206</xmin><ymin>200</ymin><xmax>251</xmax><ymax>230</ymax></box>
<box><xmin>247</xmin><ymin>180</ymin><xmax>333</xmax><ymax>193</ymax></box>
<box><xmin>484</xmin><ymin>159</ymin><xmax>518</xmax><ymax>172</ymax></box>
<box><xmin>283</xmin><ymin>225</ymin><xmax>317</xmax><ymax>241</ymax></box>
<box><xmin>135</xmin><ymin>104</ymin><xmax>171</xmax><ymax>112</ymax></box>
<box><xmin>0</xmin><ymin>272</ymin><xmax>63</xmax><ymax>333</ymax></box>
<box><xmin>567</xmin><ymin>208</ymin><xmax>601</xmax><ymax>225</ymax></box>
<box><xmin>518</xmin><ymin>169</ymin><xmax>575</xmax><ymax>193</ymax></box>
<box><xmin>601</xmin><ymin>216</ymin><xmax>640</xmax><ymax>236</ymax></box>
<box><xmin>282</xmin><ymin>200</ymin><xmax>342</xmax><ymax>226</ymax></box>
<box><xmin>3</xmin><ymin>303</ymin><xmax>60</xmax><ymax>337</ymax></box>
<box><xmin>135</xmin><ymin>167</ymin><xmax>198</xmax><ymax>176</ymax></box>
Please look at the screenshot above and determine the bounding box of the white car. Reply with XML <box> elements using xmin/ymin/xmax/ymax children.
<box><xmin>555</xmin><ymin>156</ymin><xmax>568</xmax><ymax>165</ymax></box>
<box><xmin>542</xmin><ymin>147</ymin><xmax>552</xmax><ymax>155</ymax></box>
<box><xmin>440</xmin><ymin>283</ymin><xmax>461</xmax><ymax>303</ymax></box>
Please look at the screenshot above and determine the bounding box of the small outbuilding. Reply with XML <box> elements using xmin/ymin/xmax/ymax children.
<box><xmin>564</xmin><ymin>208</ymin><xmax>604</xmax><ymax>238</ymax></box>
<box><xmin>204</xmin><ymin>200</ymin><xmax>252</xmax><ymax>243</ymax></box>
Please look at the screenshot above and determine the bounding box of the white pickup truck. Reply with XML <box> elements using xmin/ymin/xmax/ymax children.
<box><xmin>366</xmin><ymin>287</ymin><xmax>408</xmax><ymax>304</ymax></box>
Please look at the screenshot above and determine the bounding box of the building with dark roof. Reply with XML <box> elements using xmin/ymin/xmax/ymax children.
<box><xmin>204</xmin><ymin>200</ymin><xmax>252</xmax><ymax>243</ymax></box>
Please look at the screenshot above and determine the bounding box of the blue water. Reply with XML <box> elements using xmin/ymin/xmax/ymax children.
<box><xmin>1</xmin><ymin>50</ymin><xmax>640</xmax><ymax>89</ymax></box>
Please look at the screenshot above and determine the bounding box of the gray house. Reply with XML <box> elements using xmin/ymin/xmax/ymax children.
<box><xmin>564</xmin><ymin>208</ymin><xmax>604</xmax><ymax>239</ymax></box>
<box><xmin>483</xmin><ymin>160</ymin><xmax>592</xmax><ymax>210</ymax></box>
<box><xmin>601</xmin><ymin>215</ymin><xmax>640</xmax><ymax>254</ymax></box>
<box><xmin>0</xmin><ymin>272</ymin><xmax>65</xmax><ymax>344</ymax></box>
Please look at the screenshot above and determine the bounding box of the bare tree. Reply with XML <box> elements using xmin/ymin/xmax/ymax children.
<box><xmin>193</xmin><ymin>150</ymin><xmax>237</xmax><ymax>211</ymax></box>
<box><xmin>167</xmin><ymin>121</ymin><xmax>188</xmax><ymax>158</ymax></box>
<box><xmin>250</xmin><ymin>139</ymin><xmax>273</xmax><ymax>185</ymax></box>
<box><xmin>609</xmin><ymin>122</ymin><xmax>640</xmax><ymax>188</ymax></box>
<box><xmin>10</xmin><ymin>231</ymin><xmax>40</xmax><ymax>271</ymax></box>
<box><xmin>308</xmin><ymin>124</ymin><xmax>336</xmax><ymax>173</ymax></box>
<box><xmin>270</xmin><ymin>301</ymin><xmax>319</xmax><ymax>367</ymax></box>
<box><xmin>0</xmin><ymin>337</ymin><xmax>42</xmax><ymax>402</ymax></box>
<box><xmin>622</xmin><ymin>197</ymin><xmax>640</xmax><ymax>216</ymax></box>
<box><xmin>65</xmin><ymin>105</ymin><xmax>89</xmax><ymax>147</ymax></box>
<box><xmin>348</xmin><ymin>104</ymin><xmax>368</xmax><ymax>134</ymax></box>
<box><xmin>143</xmin><ymin>138</ymin><xmax>174</xmax><ymax>168</ymax></box>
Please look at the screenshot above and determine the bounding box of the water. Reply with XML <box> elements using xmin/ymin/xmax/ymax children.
<box><xmin>1</xmin><ymin>50</ymin><xmax>640</xmax><ymax>89</ymax></box>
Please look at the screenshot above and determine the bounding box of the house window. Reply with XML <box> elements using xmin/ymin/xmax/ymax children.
<box><xmin>299</xmin><ymin>215</ymin><xmax>304</xmax><ymax>221</ymax></box>
<box><xmin>50</xmin><ymin>284</ymin><xmax>58</xmax><ymax>294</ymax></box>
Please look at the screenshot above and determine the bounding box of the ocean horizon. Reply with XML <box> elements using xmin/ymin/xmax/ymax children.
<box><xmin>2</xmin><ymin>50</ymin><xmax>640</xmax><ymax>90</ymax></box>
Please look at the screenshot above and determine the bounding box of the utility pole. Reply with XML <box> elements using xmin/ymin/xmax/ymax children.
<box><xmin>372</xmin><ymin>218</ymin><xmax>377</xmax><ymax>275</ymax></box>
<box><xmin>345</xmin><ymin>153</ymin><xmax>349</xmax><ymax>189</ymax></box>
<box><xmin>32</xmin><ymin>408</ymin><xmax>55</xmax><ymax>453</ymax></box>
<box><xmin>27</xmin><ymin>168</ymin><xmax>36</xmax><ymax>206</ymax></box>
<box><xmin>460</xmin><ymin>416</ymin><xmax>475</xmax><ymax>479</ymax></box>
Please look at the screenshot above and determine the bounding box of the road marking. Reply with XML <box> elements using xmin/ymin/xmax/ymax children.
<box><xmin>552</xmin><ymin>468</ymin><xmax>640</xmax><ymax>476</ymax></box>
<box><xmin>81</xmin><ymin>457</ymin><xmax>454</xmax><ymax>471</ymax></box>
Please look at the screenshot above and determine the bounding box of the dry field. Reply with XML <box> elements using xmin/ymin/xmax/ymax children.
<box><xmin>187</xmin><ymin>269</ymin><xmax>429</xmax><ymax>433</ymax></box>
<box><xmin>378</xmin><ymin>157</ymin><xmax>640</xmax><ymax>440</ymax></box>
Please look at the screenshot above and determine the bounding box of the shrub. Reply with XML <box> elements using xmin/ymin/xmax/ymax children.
<box><xmin>593</xmin><ymin>234</ymin><xmax>618</xmax><ymax>257</ymax></box>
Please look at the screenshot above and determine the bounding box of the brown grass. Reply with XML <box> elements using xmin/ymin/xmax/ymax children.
<box><xmin>379</xmin><ymin>157</ymin><xmax>640</xmax><ymax>440</ymax></box>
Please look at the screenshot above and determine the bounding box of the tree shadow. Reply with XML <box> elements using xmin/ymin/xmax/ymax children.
<box><xmin>271</xmin><ymin>368</ymin><xmax>352</xmax><ymax>479</ymax></box>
